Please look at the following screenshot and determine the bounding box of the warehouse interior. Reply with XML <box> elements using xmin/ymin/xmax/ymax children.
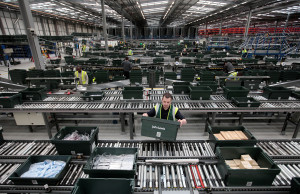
<box><xmin>0</xmin><ymin>0</ymin><xmax>300</xmax><ymax>193</ymax></box>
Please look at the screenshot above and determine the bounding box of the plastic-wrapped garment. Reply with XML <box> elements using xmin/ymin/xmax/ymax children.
<box><xmin>92</xmin><ymin>154</ymin><xmax>134</xmax><ymax>170</ymax></box>
<box><xmin>21</xmin><ymin>160</ymin><xmax>66</xmax><ymax>178</ymax></box>
<box><xmin>63</xmin><ymin>130</ymin><xmax>94</xmax><ymax>141</ymax></box>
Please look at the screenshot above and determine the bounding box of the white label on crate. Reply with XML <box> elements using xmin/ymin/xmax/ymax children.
<box><xmin>246</xmin><ymin>182</ymin><xmax>253</xmax><ymax>186</ymax></box>
<box><xmin>32</xmin><ymin>180</ymin><xmax>38</xmax><ymax>184</ymax></box>
<box><xmin>71</xmin><ymin>150</ymin><xmax>76</xmax><ymax>155</ymax></box>
<box><xmin>156</xmin><ymin>132</ymin><xmax>161</xmax><ymax>137</ymax></box>
<box><xmin>152</xmin><ymin>125</ymin><xmax>165</xmax><ymax>130</ymax></box>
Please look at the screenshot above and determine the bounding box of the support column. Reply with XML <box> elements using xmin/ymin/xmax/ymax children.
<box><xmin>0</xmin><ymin>16</ymin><xmax>6</xmax><ymax>35</ymax></box>
<box><xmin>195</xmin><ymin>27</ymin><xmax>198</xmax><ymax>38</ymax></box>
<box><xmin>130</xmin><ymin>21</ymin><xmax>133</xmax><ymax>42</ymax></box>
<box><xmin>274</xmin><ymin>20</ymin><xmax>279</xmax><ymax>33</ymax></box>
<box><xmin>284</xmin><ymin>13</ymin><xmax>290</xmax><ymax>32</ymax></box>
<box><xmin>205</xmin><ymin>22</ymin><xmax>208</xmax><ymax>37</ymax></box>
<box><xmin>244</xmin><ymin>10</ymin><xmax>252</xmax><ymax>38</ymax></box>
<box><xmin>65</xmin><ymin>22</ymin><xmax>69</xmax><ymax>35</ymax></box>
<box><xmin>53</xmin><ymin>20</ymin><xmax>59</xmax><ymax>36</ymax></box>
<box><xmin>40</xmin><ymin>17</ymin><xmax>46</xmax><ymax>35</ymax></box>
<box><xmin>101</xmin><ymin>0</ymin><xmax>108</xmax><ymax>51</ymax></box>
<box><xmin>158</xmin><ymin>26</ymin><xmax>161</xmax><ymax>39</ymax></box>
<box><xmin>121</xmin><ymin>9</ymin><xmax>125</xmax><ymax>43</ymax></box>
<box><xmin>18</xmin><ymin>0</ymin><xmax>44</xmax><ymax>69</ymax></box>
<box><xmin>188</xmin><ymin>27</ymin><xmax>190</xmax><ymax>39</ymax></box>
<box><xmin>173</xmin><ymin>26</ymin><xmax>175</xmax><ymax>38</ymax></box>
<box><xmin>47</xmin><ymin>19</ymin><xmax>51</xmax><ymax>36</ymax></box>
<box><xmin>219</xmin><ymin>18</ymin><xmax>223</xmax><ymax>35</ymax></box>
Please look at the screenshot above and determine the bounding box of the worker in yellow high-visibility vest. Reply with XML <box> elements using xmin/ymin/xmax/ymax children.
<box><xmin>128</xmin><ymin>48</ymin><xmax>133</xmax><ymax>56</ymax></box>
<box><xmin>143</xmin><ymin>93</ymin><xmax>187</xmax><ymax>127</ymax></box>
<box><xmin>74</xmin><ymin>66</ymin><xmax>89</xmax><ymax>85</ymax></box>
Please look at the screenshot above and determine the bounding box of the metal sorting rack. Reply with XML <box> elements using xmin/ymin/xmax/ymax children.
<box><xmin>136</xmin><ymin>164</ymin><xmax>224</xmax><ymax>191</ymax></box>
<box><xmin>0</xmin><ymin>163</ymin><xmax>21</xmax><ymax>184</ymax></box>
<box><xmin>13</xmin><ymin>101</ymin><xmax>300</xmax><ymax>111</ymax></box>
<box><xmin>98</xmin><ymin>141</ymin><xmax>215</xmax><ymax>158</ymax></box>
<box><xmin>0</xmin><ymin>140</ymin><xmax>298</xmax><ymax>193</ymax></box>
<box><xmin>0</xmin><ymin>141</ymin><xmax>56</xmax><ymax>158</ymax></box>
<box><xmin>274</xmin><ymin>162</ymin><xmax>300</xmax><ymax>186</ymax></box>
<box><xmin>257</xmin><ymin>140</ymin><xmax>300</xmax><ymax>158</ymax></box>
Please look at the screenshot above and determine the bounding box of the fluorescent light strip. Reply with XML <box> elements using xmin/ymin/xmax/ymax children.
<box><xmin>163</xmin><ymin>1</ymin><xmax>175</xmax><ymax>20</ymax></box>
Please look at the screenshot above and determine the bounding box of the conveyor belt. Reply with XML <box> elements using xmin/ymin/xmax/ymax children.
<box><xmin>274</xmin><ymin>162</ymin><xmax>300</xmax><ymax>186</ymax></box>
<box><xmin>135</xmin><ymin>163</ymin><xmax>224</xmax><ymax>191</ymax></box>
<box><xmin>257</xmin><ymin>140</ymin><xmax>300</xmax><ymax>159</ymax></box>
<box><xmin>98</xmin><ymin>141</ymin><xmax>215</xmax><ymax>158</ymax></box>
<box><xmin>12</xmin><ymin>101</ymin><xmax>300</xmax><ymax>112</ymax></box>
<box><xmin>0</xmin><ymin>141</ymin><xmax>56</xmax><ymax>159</ymax></box>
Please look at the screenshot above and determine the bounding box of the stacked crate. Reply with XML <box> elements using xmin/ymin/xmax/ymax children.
<box><xmin>181</xmin><ymin>68</ymin><xmax>195</xmax><ymax>82</ymax></box>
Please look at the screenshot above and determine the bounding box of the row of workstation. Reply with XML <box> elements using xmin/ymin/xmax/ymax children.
<box><xmin>2</xmin><ymin>84</ymin><xmax>300</xmax><ymax>140</ymax></box>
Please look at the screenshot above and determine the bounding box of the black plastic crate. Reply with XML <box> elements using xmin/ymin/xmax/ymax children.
<box><xmin>232</xmin><ymin>97</ymin><xmax>261</xmax><ymax>107</ymax></box>
<box><xmin>19</xmin><ymin>87</ymin><xmax>47</xmax><ymax>101</ymax></box>
<box><xmin>83</xmin><ymin>147</ymin><xmax>138</xmax><ymax>178</ymax></box>
<box><xmin>207</xmin><ymin>125</ymin><xmax>257</xmax><ymax>151</ymax></box>
<box><xmin>263</xmin><ymin>86</ymin><xmax>292</xmax><ymax>100</ymax></box>
<box><xmin>72</xmin><ymin>178</ymin><xmax>134</xmax><ymax>194</ymax></box>
<box><xmin>9</xmin><ymin>155</ymin><xmax>71</xmax><ymax>185</ymax></box>
<box><xmin>216</xmin><ymin>147</ymin><xmax>281</xmax><ymax>186</ymax></box>
<box><xmin>223</xmin><ymin>86</ymin><xmax>249</xmax><ymax>100</ymax></box>
<box><xmin>0</xmin><ymin>93</ymin><xmax>22</xmax><ymax>108</ymax></box>
<box><xmin>51</xmin><ymin>126</ymin><xmax>99</xmax><ymax>155</ymax></box>
<box><xmin>188</xmin><ymin>86</ymin><xmax>212</xmax><ymax>100</ymax></box>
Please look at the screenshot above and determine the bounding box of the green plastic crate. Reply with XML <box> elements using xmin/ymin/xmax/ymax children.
<box><xmin>123</xmin><ymin>87</ymin><xmax>143</xmax><ymax>99</ymax></box>
<box><xmin>83</xmin><ymin>147</ymin><xmax>137</xmax><ymax>178</ymax></box>
<box><xmin>72</xmin><ymin>178</ymin><xmax>134</xmax><ymax>194</ymax></box>
<box><xmin>263</xmin><ymin>86</ymin><xmax>292</xmax><ymax>100</ymax></box>
<box><xmin>225</xmin><ymin>80</ymin><xmax>242</xmax><ymax>87</ymax></box>
<box><xmin>51</xmin><ymin>126</ymin><xmax>99</xmax><ymax>155</ymax></box>
<box><xmin>19</xmin><ymin>87</ymin><xmax>47</xmax><ymax>101</ymax></box>
<box><xmin>0</xmin><ymin>93</ymin><xmax>22</xmax><ymax>108</ymax></box>
<box><xmin>9</xmin><ymin>155</ymin><xmax>71</xmax><ymax>185</ymax></box>
<box><xmin>232</xmin><ymin>97</ymin><xmax>261</xmax><ymax>107</ymax></box>
<box><xmin>216</xmin><ymin>147</ymin><xmax>281</xmax><ymax>186</ymax></box>
<box><xmin>141</xmin><ymin>116</ymin><xmax>180</xmax><ymax>141</ymax></box>
<box><xmin>223</xmin><ymin>86</ymin><xmax>249</xmax><ymax>100</ymax></box>
<box><xmin>208</xmin><ymin>125</ymin><xmax>257</xmax><ymax>151</ymax></box>
<box><xmin>197</xmin><ymin>81</ymin><xmax>218</xmax><ymax>92</ymax></box>
<box><xmin>81</xmin><ymin>92</ymin><xmax>104</xmax><ymax>101</ymax></box>
<box><xmin>188</xmin><ymin>86</ymin><xmax>212</xmax><ymax>100</ymax></box>
<box><xmin>292</xmin><ymin>91</ymin><xmax>300</xmax><ymax>99</ymax></box>
<box><xmin>243</xmin><ymin>80</ymin><xmax>260</xmax><ymax>90</ymax></box>
<box><xmin>291</xmin><ymin>177</ymin><xmax>300</xmax><ymax>194</ymax></box>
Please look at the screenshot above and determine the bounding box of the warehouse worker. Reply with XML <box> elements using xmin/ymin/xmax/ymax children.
<box><xmin>74</xmin><ymin>66</ymin><xmax>89</xmax><ymax>85</ymax></box>
<box><xmin>128</xmin><ymin>48</ymin><xmax>133</xmax><ymax>56</ymax></box>
<box><xmin>224</xmin><ymin>62</ymin><xmax>239</xmax><ymax>81</ymax></box>
<box><xmin>122</xmin><ymin>57</ymin><xmax>132</xmax><ymax>79</ymax></box>
<box><xmin>143</xmin><ymin>93</ymin><xmax>187</xmax><ymax>127</ymax></box>
<box><xmin>242</xmin><ymin>48</ymin><xmax>247</xmax><ymax>58</ymax></box>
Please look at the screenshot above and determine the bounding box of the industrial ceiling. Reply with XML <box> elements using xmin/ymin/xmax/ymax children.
<box><xmin>0</xmin><ymin>0</ymin><xmax>299</xmax><ymax>29</ymax></box>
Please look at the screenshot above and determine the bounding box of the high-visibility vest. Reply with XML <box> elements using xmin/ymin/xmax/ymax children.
<box><xmin>242</xmin><ymin>49</ymin><xmax>247</xmax><ymax>54</ymax></box>
<box><xmin>154</xmin><ymin>103</ymin><xmax>178</xmax><ymax>121</ymax></box>
<box><xmin>227</xmin><ymin>71</ymin><xmax>239</xmax><ymax>81</ymax></box>
<box><xmin>128</xmin><ymin>50</ymin><xmax>133</xmax><ymax>56</ymax></box>
<box><xmin>75</xmin><ymin>71</ymin><xmax>87</xmax><ymax>84</ymax></box>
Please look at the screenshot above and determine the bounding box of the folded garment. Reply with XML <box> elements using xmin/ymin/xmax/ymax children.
<box><xmin>21</xmin><ymin>160</ymin><xmax>66</xmax><ymax>178</ymax></box>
